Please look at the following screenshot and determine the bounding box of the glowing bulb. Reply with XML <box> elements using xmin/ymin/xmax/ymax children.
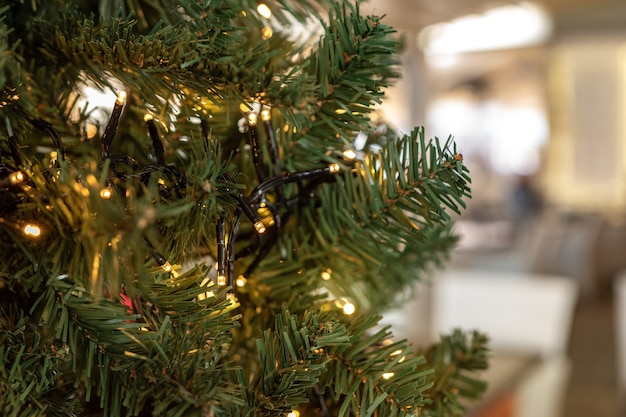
<box><xmin>217</xmin><ymin>275</ymin><xmax>227</xmax><ymax>286</ymax></box>
<box><xmin>116</xmin><ymin>91</ymin><xmax>127</xmax><ymax>104</ymax></box>
<box><xmin>143</xmin><ymin>114</ymin><xmax>154</xmax><ymax>122</ymax></box>
<box><xmin>9</xmin><ymin>171</ymin><xmax>24</xmax><ymax>185</ymax></box>
<box><xmin>254</xmin><ymin>221</ymin><xmax>266</xmax><ymax>234</ymax></box>
<box><xmin>247</xmin><ymin>112</ymin><xmax>258</xmax><ymax>126</ymax></box>
<box><xmin>334</xmin><ymin>108</ymin><xmax>347</xmax><ymax>115</ymax></box>
<box><xmin>382</xmin><ymin>372</ymin><xmax>395</xmax><ymax>380</ymax></box>
<box><xmin>100</xmin><ymin>187</ymin><xmax>113</xmax><ymax>199</ymax></box>
<box><xmin>342</xmin><ymin>302</ymin><xmax>356</xmax><ymax>315</ymax></box>
<box><xmin>260</xmin><ymin>109</ymin><xmax>271</xmax><ymax>122</ymax></box>
<box><xmin>342</xmin><ymin>147</ymin><xmax>357</xmax><ymax>161</ymax></box>
<box><xmin>286</xmin><ymin>410</ymin><xmax>300</xmax><ymax>417</ymax></box>
<box><xmin>328</xmin><ymin>163</ymin><xmax>341</xmax><ymax>174</ymax></box>
<box><xmin>257</xmin><ymin>3</ymin><xmax>272</xmax><ymax>19</ymax></box>
<box><xmin>23</xmin><ymin>224</ymin><xmax>41</xmax><ymax>237</ymax></box>
<box><xmin>321</xmin><ymin>269</ymin><xmax>332</xmax><ymax>281</ymax></box>
<box><xmin>226</xmin><ymin>293</ymin><xmax>238</xmax><ymax>304</ymax></box>
<box><xmin>391</xmin><ymin>349</ymin><xmax>403</xmax><ymax>356</ymax></box>
<box><xmin>161</xmin><ymin>262</ymin><xmax>172</xmax><ymax>272</ymax></box>
<box><xmin>261</xmin><ymin>26</ymin><xmax>273</xmax><ymax>40</ymax></box>
<box><xmin>235</xmin><ymin>276</ymin><xmax>247</xmax><ymax>287</ymax></box>
<box><xmin>86</xmin><ymin>123</ymin><xmax>98</xmax><ymax>139</ymax></box>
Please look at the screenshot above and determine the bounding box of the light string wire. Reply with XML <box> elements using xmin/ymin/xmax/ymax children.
<box><xmin>3</xmin><ymin>92</ymin><xmax>351</xmax><ymax>297</ymax></box>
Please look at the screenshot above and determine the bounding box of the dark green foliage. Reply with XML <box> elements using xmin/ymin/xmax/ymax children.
<box><xmin>0</xmin><ymin>0</ymin><xmax>487</xmax><ymax>416</ymax></box>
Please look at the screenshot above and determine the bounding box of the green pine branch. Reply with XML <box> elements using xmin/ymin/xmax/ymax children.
<box><xmin>419</xmin><ymin>330</ymin><xmax>490</xmax><ymax>417</ymax></box>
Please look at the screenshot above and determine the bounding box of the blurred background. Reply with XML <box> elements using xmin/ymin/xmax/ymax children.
<box><xmin>356</xmin><ymin>0</ymin><xmax>626</xmax><ymax>416</ymax></box>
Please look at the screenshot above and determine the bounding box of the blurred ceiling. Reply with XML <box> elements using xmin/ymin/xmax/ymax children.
<box><xmin>361</xmin><ymin>0</ymin><xmax>626</xmax><ymax>33</ymax></box>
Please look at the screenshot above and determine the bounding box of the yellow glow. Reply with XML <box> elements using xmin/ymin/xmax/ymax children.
<box><xmin>334</xmin><ymin>108</ymin><xmax>347</xmax><ymax>115</ymax></box>
<box><xmin>50</xmin><ymin>151</ymin><xmax>58</xmax><ymax>165</ymax></box>
<box><xmin>342</xmin><ymin>148</ymin><xmax>357</xmax><ymax>161</ymax></box>
<box><xmin>261</xmin><ymin>109</ymin><xmax>271</xmax><ymax>122</ymax></box>
<box><xmin>382</xmin><ymin>372</ymin><xmax>395</xmax><ymax>380</ymax></box>
<box><xmin>343</xmin><ymin>302</ymin><xmax>356</xmax><ymax>315</ymax></box>
<box><xmin>217</xmin><ymin>275</ymin><xmax>227</xmax><ymax>286</ymax></box>
<box><xmin>116</xmin><ymin>91</ymin><xmax>127</xmax><ymax>104</ymax></box>
<box><xmin>143</xmin><ymin>114</ymin><xmax>154</xmax><ymax>122</ymax></box>
<box><xmin>254</xmin><ymin>221</ymin><xmax>267</xmax><ymax>234</ymax></box>
<box><xmin>100</xmin><ymin>187</ymin><xmax>113</xmax><ymax>199</ymax></box>
<box><xmin>257</xmin><ymin>3</ymin><xmax>272</xmax><ymax>19</ymax></box>
<box><xmin>261</xmin><ymin>26</ymin><xmax>273</xmax><ymax>40</ymax></box>
<box><xmin>23</xmin><ymin>224</ymin><xmax>41</xmax><ymax>237</ymax></box>
<box><xmin>391</xmin><ymin>349</ymin><xmax>403</xmax><ymax>356</ymax></box>
<box><xmin>286</xmin><ymin>410</ymin><xmax>300</xmax><ymax>417</ymax></box>
<box><xmin>247</xmin><ymin>112</ymin><xmax>258</xmax><ymax>126</ymax></box>
<box><xmin>236</xmin><ymin>276</ymin><xmax>247</xmax><ymax>287</ymax></box>
<box><xmin>161</xmin><ymin>262</ymin><xmax>172</xmax><ymax>272</ymax></box>
<box><xmin>157</xmin><ymin>178</ymin><xmax>166</xmax><ymax>186</ymax></box>
<box><xmin>321</xmin><ymin>269</ymin><xmax>332</xmax><ymax>281</ymax></box>
<box><xmin>9</xmin><ymin>171</ymin><xmax>24</xmax><ymax>185</ymax></box>
<box><xmin>328</xmin><ymin>163</ymin><xmax>341</xmax><ymax>174</ymax></box>
<box><xmin>86</xmin><ymin>123</ymin><xmax>98</xmax><ymax>139</ymax></box>
<box><xmin>239</xmin><ymin>102</ymin><xmax>252</xmax><ymax>113</ymax></box>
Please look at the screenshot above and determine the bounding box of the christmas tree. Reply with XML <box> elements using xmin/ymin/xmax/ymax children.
<box><xmin>0</xmin><ymin>0</ymin><xmax>488</xmax><ymax>416</ymax></box>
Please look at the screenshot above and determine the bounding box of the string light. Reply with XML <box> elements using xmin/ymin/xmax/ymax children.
<box><xmin>253</xmin><ymin>220</ymin><xmax>267</xmax><ymax>234</ymax></box>
<box><xmin>247</xmin><ymin>112</ymin><xmax>258</xmax><ymax>126</ymax></box>
<box><xmin>217</xmin><ymin>275</ymin><xmax>227</xmax><ymax>286</ymax></box>
<box><xmin>1</xmin><ymin>170</ymin><xmax>24</xmax><ymax>188</ymax></box>
<box><xmin>99</xmin><ymin>187</ymin><xmax>113</xmax><ymax>199</ymax></box>
<box><xmin>321</xmin><ymin>268</ymin><xmax>332</xmax><ymax>281</ymax></box>
<box><xmin>286</xmin><ymin>410</ymin><xmax>300</xmax><ymax>417</ymax></box>
<box><xmin>101</xmin><ymin>92</ymin><xmax>127</xmax><ymax>159</ymax></box>
<box><xmin>85</xmin><ymin>123</ymin><xmax>98</xmax><ymax>139</ymax></box>
<box><xmin>23</xmin><ymin>223</ymin><xmax>41</xmax><ymax>237</ymax></box>
<box><xmin>10</xmin><ymin>171</ymin><xmax>24</xmax><ymax>184</ymax></box>
<box><xmin>335</xmin><ymin>298</ymin><xmax>356</xmax><ymax>315</ymax></box>
<box><xmin>328</xmin><ymin>163</ymin><xmax>341</xmax><ymax>174</ymax></box>
<box><xmin>261</xmin><ymin>26</ymin><xmax>273</xmax><ymax>40</ymax></box>
<box><xmin>235</xmin><ymin>276</ymin><xmax>247</xmax><ymax>287</ymax></box>
<box><xmin>116</xmin><ymin>91</ymin><xmax>127</xmax><ymax>105</ymax></box>
<box><xmin>257</xmin><ymin>3</ymin><xmax>272</xmax><ymax>19</ymax></box>
<box><xmin>342</xmin><ymin>147</ymin><xmax>357</xmax><ymax>161</ymax></box>
<box><xmin>382</xmin><ymin>372</ymin><xmax>395</xmax><ymax>380</ymax></box>
<box><xmin>161</xmin><ymin>262</ymin><xmax>172</xmax><ymax>272</ymax></box>
<box><xmin>260</xmin><ymin>109</ymin><xmax>271</xmax><ymax>122</ymax></box>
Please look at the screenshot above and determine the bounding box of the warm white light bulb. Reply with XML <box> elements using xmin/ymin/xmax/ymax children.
<box><xmin>261</xmin><ymin>26</ymin><xmax>273</xmax><ymax>40</ymax></box>
<box><xmin>23</xmin><ymin>224</ymin><xmax>41</xmax><ymax>237</ymax></box>
<box><xmin>257</xmin><ymin>3</ymin><xmax>272</xmax><ymax>19</ymax></box>
<box><xmin>99</xmin><ymin>187</ymin><xmax>113</xmax><ymax>199</ymax></box>
<box><xmin>342</xmin><ymin>148</ymin><xmax>357</xmax><ymax>161</ymax></box>
<box><xmin>235</xmin><ymin>276</ymin><xmax>247</xmax><ymax>287</ymax></box>
<box><xmin>260</xmin><ymin>109</ymin><xmax>271</xmax><ymax>122</ymax></box>
<box><xmin>342</xmin><ymin>302</ymin><xmax>356</xmax><ymax>315</ymax></box>
<box><xmin>382</xmin><ymin>372</ymin><xmax>395</xmax><ymax>380</ymax></box>
<box><xmin>217</xmin><ymin>275</ymin><xmax>227</xmax><ymax>286</ymax></box>
<box><xmin>247</xmin><ymin>112</ymin><xmax>258</xmax><ymax>126</ymax></box>
<box><xmin>161</xmin><ymin>262</ymin><xmax>172</xmax><ymax>272</ymax></box>
<box><xmin>9</xmin><ymin>171</ymin><xmax>24</xmax><ymax>185</ymax></box>
<box><xmin>254</xmin><ymin>221</ymin><xmax>266</xmax><ymax>234</ymax></box>
<box><xmin>321</xmin><ymin>269</ymin><xmax>332</xmax><ymax>281</ymax></box>
<box><xmin>328</xmin><ymin>163</ymin><xmax>341</xmax><ymax>174</ymax></box>
<box><xmin>116</xmin><ymin>91</ymin><xmax>127</xmax><ymax>104</ymax></box>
